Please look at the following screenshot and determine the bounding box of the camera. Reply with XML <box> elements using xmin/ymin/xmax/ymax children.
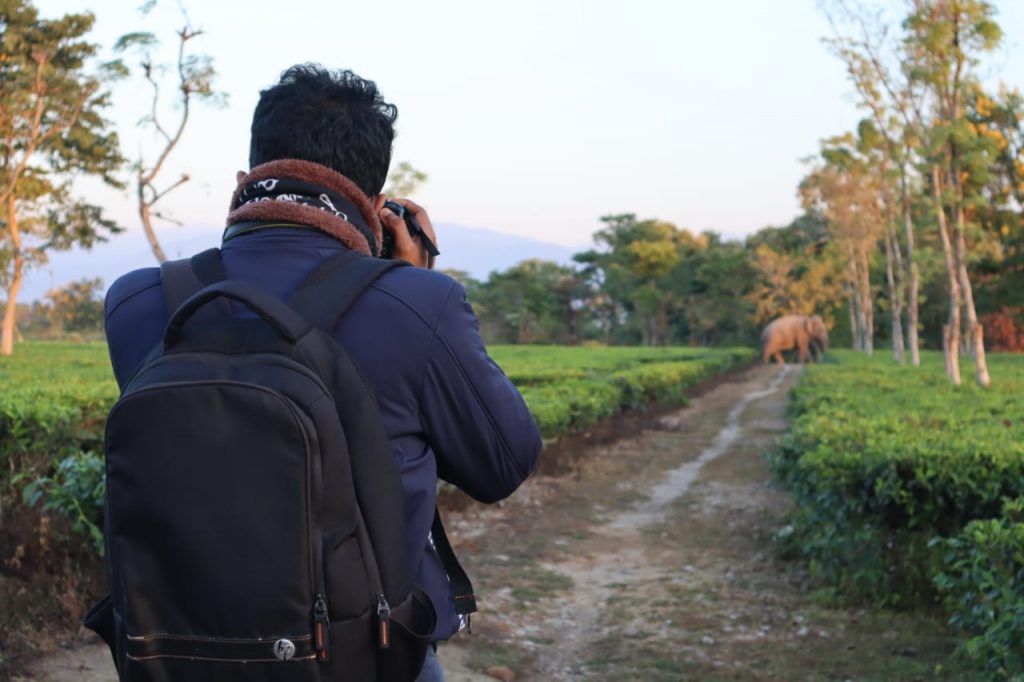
<box><xmin>380</xmin><ymin>200</ymin><xmax>440</xmax><ymax>263</ymax></box>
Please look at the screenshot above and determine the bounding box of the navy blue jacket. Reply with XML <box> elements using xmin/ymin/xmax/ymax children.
<box><xmin>104</xmin><ymin>227</ymin><xmax>542</xmax><ymax>641</ymax></box>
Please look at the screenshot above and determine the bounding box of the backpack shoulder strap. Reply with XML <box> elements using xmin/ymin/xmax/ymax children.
<box><xmin>287</xmin><ymin>250</ymin><xmax>408</xmax><ymax>332</ymax></box>
<box><xmin>159</xmin><ymin>248</ymin><xmax>227</xmax><ymax>314</ymax></box>
<box><xmin>291</xmin><ymin>251</ymin><xmax>478</xmax><ymax>617</ymax></box>
<box><xmin>432</xmin><ymin>509</ymin><xmax>477</xmax><ymax>617</ymax></box>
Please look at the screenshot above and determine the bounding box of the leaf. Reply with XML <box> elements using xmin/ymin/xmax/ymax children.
<box><xmin>113</xmin><ymin>31</ymin><xmax>157</xmax><ymax>53</ymax></box>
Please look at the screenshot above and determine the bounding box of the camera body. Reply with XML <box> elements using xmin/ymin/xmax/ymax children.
<box><xmin>379</xmin><ymin>200</ymin><xmax>439</xmax><ymax>263</ymax></box>
<box><xmin>378</xmin><ymin>200</ymin><xmax>407</xmax><ymax>259</ymax></box>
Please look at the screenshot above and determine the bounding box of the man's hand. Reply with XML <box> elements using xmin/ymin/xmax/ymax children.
<box><xmin>379</xmin><ymin>198</ymin><xmax>438</xmax><ymax>269</ymax></box>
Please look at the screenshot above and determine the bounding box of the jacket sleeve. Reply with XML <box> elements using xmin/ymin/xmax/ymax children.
<box><xmin>419</xmin><ymin>282</ymin><xmax>542</xmax><ymax>503</ymax></box>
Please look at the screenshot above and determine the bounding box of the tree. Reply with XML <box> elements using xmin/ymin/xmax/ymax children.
<box><xmin>965</xmin><ymin>89</ymin><xmax>1024</xmax><ymax>317</ymax></box>
<box><xmin>682</xmin><ymin>234</ymin><xmax>760</xmax><ymax>346</ymax></box>
<box><xmin>384</xmin><ymin>161</ymin><xmax>428</xmax><ymax>197</ymax></box>
<box><xmin>904</xmin><ymin>0</ymin><xmax>1000</xmax><ymax>386</ymax></box>
<box><xmin>823</xmin><ymin>0</ymin><xmax>926</xmax><ymax>365</ymax></box>
<box><xmin>474</xmin><ymin>260</ymin><xmax>588</xmax><ymax>344</ymax></box>
<box><xmin>574</xmin><ymin>214</ymin><xmax>685</xmax><ymax>346</ymax></box>
<box><xmin>0</xmin><ymin>1</ymin><xmax>124</xmax><ymax>355</ymax></box>
<box><xmin>801</xmin><ymin>137</ymin><xmax>887</xmax><ymax>354</ymax></box>
<box><xmin>114</xmin><ymin>1</ymin><xmax>223</xmax><ymax>264</ymax></box>
<box><xmin>45</xmin><ymin>276</ymin><xmax>103</xmax><ymax>335</ymax></box>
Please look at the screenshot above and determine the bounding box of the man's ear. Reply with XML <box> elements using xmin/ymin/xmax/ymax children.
<box><xmin>372</xmin><ymin>194</ymin><xmax>387</xmax><ymax>212</ymax></box>
<box><xmin>236</xmin><ymin>170</ymin><xmax>247</xmax><ymax>184</ymax></box>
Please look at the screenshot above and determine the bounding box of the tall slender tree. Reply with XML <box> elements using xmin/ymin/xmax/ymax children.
<box><xmin>904</xmin><ymin>0</ymin><xmax>1000</xmax><ymax>386</ymax></box>
<box><xmin>114</xmin><ymin>2</ymin><xmax>222</xmax><ymax>263</ymax></box>
<box><xmin>823</xmin><ymin>0</ymin><xmax>926</xmax><ymax>364</ymax></box>
<box><xmin>0</xmin><ymin>1</ymin><xmax>124</xmax><ymax>355</ymax></box>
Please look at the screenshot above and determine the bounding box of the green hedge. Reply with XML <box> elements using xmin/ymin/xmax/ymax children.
<box><xmin>934</xmin><ymin>497</ymin><xmax>1024</xmax><ymax>681</ymax></box>
<box><xmin>771</xmin><ymin>351</ymin><xmax>1024</xmax><ymax>679</ymax></box>
<box><xmin>3</xmin><ymin>342</ymin><xmax>753</xmax><ymax>549</ymax></box>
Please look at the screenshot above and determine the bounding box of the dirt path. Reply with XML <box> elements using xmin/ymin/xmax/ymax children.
<box><xmin>438</xmin><ymin>363</ymin><xmax>968</xmax><ymax>681</ymax></box>
<box><xmin>19</xmin><ymin>364</ymin><xmax>967</xmax><ymax>681</ymax></box>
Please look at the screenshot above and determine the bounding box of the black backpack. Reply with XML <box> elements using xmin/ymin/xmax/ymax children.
<box><xmin>84</xmin><ymin>248</ymin><xmax>475</xmax><ymax>681</ymax></box>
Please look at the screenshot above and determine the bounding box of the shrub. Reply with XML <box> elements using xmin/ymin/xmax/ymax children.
<box><xmin>933</xmin><ymin>498</ymin><xmax>1024</xmax><ymax>681</ymax></box>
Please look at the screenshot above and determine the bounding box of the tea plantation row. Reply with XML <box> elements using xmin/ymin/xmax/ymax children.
<box><xmin>0</xmin><ymin>341</ymin><xmax>754</xmax><ymax>554</ymax></box>
<box><xmin>772</xmin><ymin>351</ymin><xmax>1024</xmax><ymax>680</ymax></box>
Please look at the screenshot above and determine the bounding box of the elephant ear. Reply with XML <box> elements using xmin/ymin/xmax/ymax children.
<box><xmin>804</xmin><ymin>317</ymin><xmax>814</xmax><ymax>334</ymax></box>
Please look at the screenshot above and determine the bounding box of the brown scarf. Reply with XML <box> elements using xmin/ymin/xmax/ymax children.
<box><xmin>226</xmin><ymin>159</ymin><xmax>382</xmax><ymax>256</ymax></box>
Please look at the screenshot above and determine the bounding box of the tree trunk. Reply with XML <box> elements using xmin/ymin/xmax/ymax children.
<box><xmin>848</xmin><ymin>292</ymin><xmax>859</xmax><ymax>351</ymax></box>
<box><xmin>139</xmin><ymin>175</ymin><xmax>168</xmax><ymax>264</ymax></box>
<box><xmin>657</xmin><ymin>299</ymin><xmax>668</xmax><ymax>346</ymax></box>
<box><xmin>932</xmin><ymin>164</ymin><xmax>961</xmax><ymax>385</ymax></box>
<box><xmin>1</xmin><ymin>194</ymin><xmax>23</xmax><ymax>356</ymax></box>
<box><xmin>858</xmin><ymin>244</ymin><xmax>873</xmax><ymax>355</ymax></box>
<box><xmin>883</xmin><ymin>227</ymin><xmax>905</xmax><ymax>363</ymax></box>
<box><xmin>847</xmin><ymin>243</ymin><xmax>868</xmax><ymax>352</ymax></box>
<box><xmin>605</xmin><ymin>300</ymin><xmax>617</xmax><ymax>344</ymax></box>
<box><xmin>902</xmin><ymin>192</ymin><xmax>921</xmax><ymax>366</ymax></box>
<box><xmin>954</xmin><ymin>202</ymin><xmax>990</xmax><ymax>386</ymax></box>
<box><xmin>687</xmin><ymin>305</ymin><xmax>699</xmax><ymax>347</ymax></box>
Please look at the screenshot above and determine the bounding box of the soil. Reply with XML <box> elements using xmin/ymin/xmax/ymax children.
<box><xmin>13</xmin><ymin>363</ymin><xmax>971</xmax><ymax>681</ymax></box>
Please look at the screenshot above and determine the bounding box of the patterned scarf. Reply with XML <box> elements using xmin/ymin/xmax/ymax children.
<box><xmin>226</xmin><ymin>159</ymin><xmax>382</xmax><ymax>256</ymax></box>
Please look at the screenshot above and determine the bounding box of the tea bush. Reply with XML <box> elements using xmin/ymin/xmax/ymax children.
<box><xmin>2</xmin><ymin>342</ymin><xmax>753</xmax><ymax>549</ymax></box>
<box><xmin>772</xmin><ymin>351</ymin><xmax>1024</xmax><ymax>678</ymax></box>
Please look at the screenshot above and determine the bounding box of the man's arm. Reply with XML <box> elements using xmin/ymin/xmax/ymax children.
<box><xmin>104</xmin><ymin>268</ymin><xmax>165</xmax><ymax>390</ymax></box>
<box><xmin>419</xmin><ymin>281</ymin><xmax>542</xmax><ymax>504</ymax></box>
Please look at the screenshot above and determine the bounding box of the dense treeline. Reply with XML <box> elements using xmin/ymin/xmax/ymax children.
<box><xmin>13</xmin><ymin>277</ymin><xmax>104</xmax><ymax>341</ymax></box>
<box><xmin>453</xmin><ymin>206</ymin><xmax>1021</xmax><ymax>353</ymax></box>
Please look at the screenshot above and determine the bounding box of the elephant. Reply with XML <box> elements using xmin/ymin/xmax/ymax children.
<box><xmin>761</xmin><ymin>314</ymin><xmax>829</xmax><ymax>364</ymax></box>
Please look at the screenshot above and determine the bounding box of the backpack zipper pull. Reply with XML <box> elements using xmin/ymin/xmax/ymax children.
<box><xmin>313</xmin><ymin>594</ymin><xmax>330</xmax><ymax>662</ymax></box>
<box><xmin>376</xmin><ymin>593</ymin><xmax>391</xmax><ymax>650</ymax></box>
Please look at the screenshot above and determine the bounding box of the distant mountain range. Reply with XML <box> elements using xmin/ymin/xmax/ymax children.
<box><xmin>20</xmin><ymin>223</ymin><xmax>583</xmax><ymax>301</ymax></box>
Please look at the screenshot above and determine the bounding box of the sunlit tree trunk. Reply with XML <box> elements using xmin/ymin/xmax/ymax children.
<box><xmin>846</xmin><ymin>243</ymin><xmax>869</xmax><ymax>352</ymax></box>
<box><xmin>932</xmin><ymin>164</ymin><xmax>961</xmax><ymax>385</ymax></box>
<box><xmin>848</xmin><ymin>290</ymin><xmax>860</xmax><ymax>351</ymax></box>
<box><xmin>883</xmin><ymin>227</ymin><xmax>905</xmax><ymax>363</ymax></box>
<box><xmin>857</xmin><ymin>244</ymin><xmax>873</xmax><ymax>355</ymax></box>
<box><xmin>1</xmin><ymin>195</ymin><xmax>23</xmax><ymax>356</ymax></box>
<box><xmin>138</xmin><ymin>176</ymin><xmax>168</xmax><ymax>263</ymax></box>
<box><xmin>901</xmin><ymin>181</ymin><xmax>921</xmax><ymax>366</ymax></box>
<box><xmin>954</xmin><ymin>201</ymin><xmax>990</xmax><ymax>386</ymax></box>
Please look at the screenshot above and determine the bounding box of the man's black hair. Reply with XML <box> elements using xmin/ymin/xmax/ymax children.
<box><xmin>249</xmin><ymin>64</ymin><xmax>398</xmax><ymax>196</ymax></box>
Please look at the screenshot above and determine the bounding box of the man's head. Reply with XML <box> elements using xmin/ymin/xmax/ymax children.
<box><xmin>249</xmin><ymin>64</ymin><xmax>397</xmax><ymax>197</ymax></box>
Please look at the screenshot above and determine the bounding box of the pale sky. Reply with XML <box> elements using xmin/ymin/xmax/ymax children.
<box><xmin>35</xmin><ymin>0</ymin><xmax>1024</xmax><ymax>248</ymax></box>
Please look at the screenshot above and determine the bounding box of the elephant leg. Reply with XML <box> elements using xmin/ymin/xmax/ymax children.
<box><xmin>798</xmin><ymin>342</ymin><xmax>810</xmax><ymax>363</ymax></box>
<box><xmin>773</xmin><ymin>351</ymin><xmax>785</xmax><ymax>365</ymax></box>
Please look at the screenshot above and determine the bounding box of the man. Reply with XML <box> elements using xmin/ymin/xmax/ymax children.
<box><xmin>104</xmin><ymin>64</ymin><xmax>542</xmax><ymax>681</ymax></box>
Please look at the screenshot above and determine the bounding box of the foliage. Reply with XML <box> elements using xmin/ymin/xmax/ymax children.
<box><xmin>470</xmin><ymin>215</ymin><xmax>763</xmax><ymax>348</ymax></box>
<box><xmin>981</xmin><ymin>307</ymin><xmax>1024</xmax><ymax>352</ymax></box>
<box><xmin>1</xmin><ymin>342</ymin><xmax>752</xmax><ymax>554</ymax></box>
<box><xmin>45</xmin><ymin>277</ymin><xmax>104</xmax><ymax>335</ymax></box>
<box><xmin>0</xmin><ymin>0</ymin><xmax>124</xmax><ymax>355</ymax></box>
<box><xmin>21</xmin><ymin>450</ymin><xmax>105</xmax><ymax>551</ymax></box>
<box><xmin>772</xmin><ymin>350</ymin><xmax>1024</xmax><ymax>679</ymax></box>
<box><xmin>773</xmin><ymin>351</ymin><xmax>1024</xmax><ymax>600</ymax></box>
<box><xmin>934</xmin><ymin>498</ymin><xmax>1024</xmax><ymax>680</ymax></box>
<box><xmin>497</xmin><ymin>345</ymin><xmax>751</xmax><ymax>437</ymax></box>
<box><xmin>384</xmin><ymin>161</ymin><xmax>428</xmax><ymax>197</ymax></box>
<box><xmin>474</xmin><ymin>260</ymin><xmax>589</xmax><ymax>344</ymax></box>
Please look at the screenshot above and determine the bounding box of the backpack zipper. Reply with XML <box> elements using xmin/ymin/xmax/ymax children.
<box><xmin>313</xmin><ymin>593</ymin><xmax>330</xmax><ymax>661</ymax></box>
<box><xmin>376</xmin><ymin>593</ymin><xmax>391</xmax><ymax>650</ymax></box>
<box><xmin>293</xmin><ymin>399</ymin><xmax>330</xmax><ymax>664</ymax></box>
